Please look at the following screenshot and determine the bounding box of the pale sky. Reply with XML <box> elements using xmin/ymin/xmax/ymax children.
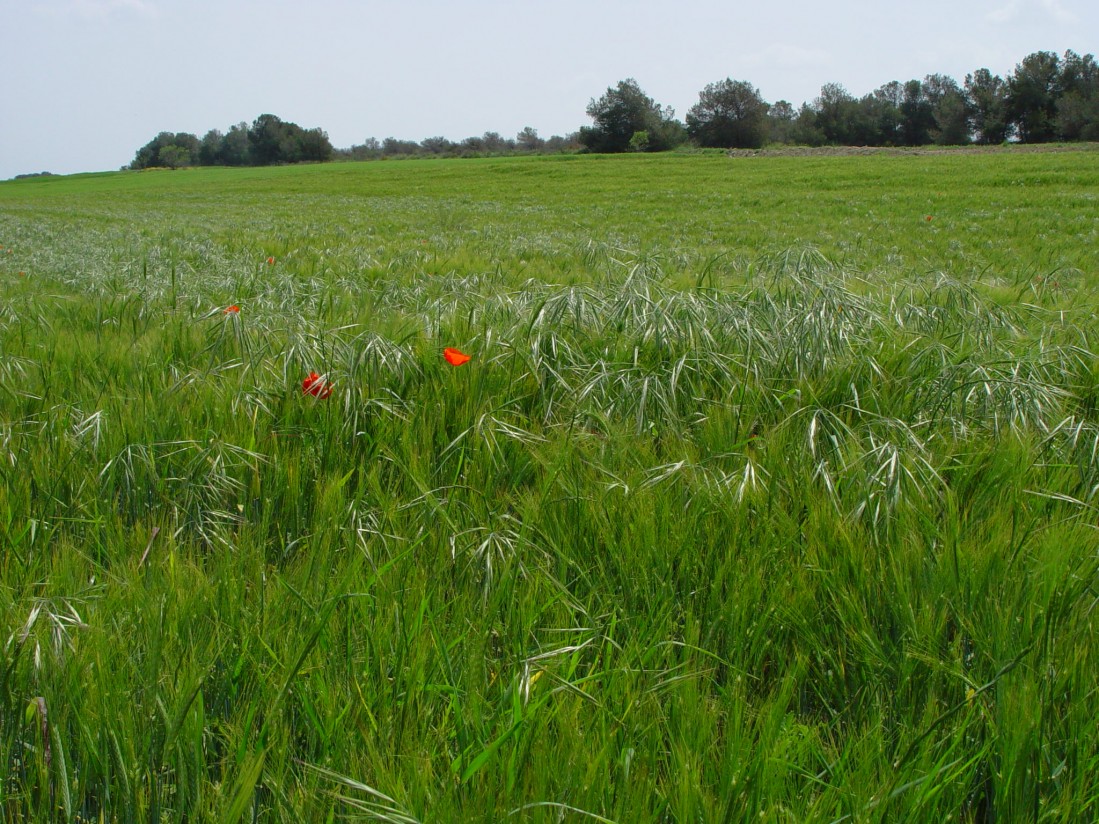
<box><xmin>0</xmin><ymin>0</ymin><xmax>1094</xmax><ymax>179</ymax></box>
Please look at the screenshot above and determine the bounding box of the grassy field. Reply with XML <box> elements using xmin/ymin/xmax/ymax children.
<box><xmin>0</xmin><ymin>149</ymin><xmax>1098</xmax><ymax>822</ymax></box>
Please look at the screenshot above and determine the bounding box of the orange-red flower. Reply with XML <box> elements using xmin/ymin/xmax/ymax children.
<box><xmin>266</xmin><ymin>256</ymin><xmax>276</xmax><ymax>265</ymax></box>
<box><xmin>302</xmin><ymin>371</ymin><xmax>333</xmax><ymax>398</ymax></box>
<box><xmin>224</xmin><ymin>304</ymin><xmax>240</xmax><ymax>314</ymax></box>
<box><xmin>444</xmin><ymin>347</ymin><xmax>471</xmax><ymax>366</ymax></box>
<box><xmin>924</xmin><ymin>215</ymin><xmax>934</xmax><ymax>222</ymax></box>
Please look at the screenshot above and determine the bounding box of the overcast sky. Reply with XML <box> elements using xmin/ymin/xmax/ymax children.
<box><xmin>0</xmin><ymin>0</ymin><xmax>1094</xmax><ymax>179</ymax></box>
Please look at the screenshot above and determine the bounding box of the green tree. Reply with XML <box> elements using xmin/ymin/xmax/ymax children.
<box><xmin>813</xmin><ymin>83</ymin><xmax>860</xmax><ymax>144</ymax></box>
<box><xmin>686</xmin><ymin>79</ymin><xmax>769</xmax><ymax>148</ymax></box>
<box><xmin>199</xmin><ymin>129</ymin><xmax>224</xmax><ymax>165</ymax></box>
<box><xmin>130</xmin><ymin>131</ymin><xmax>199</xmax><ymax>169</ymax></box>
<box><xmin>766</xmin><ymin>100</ymin><xmax>797</xmax><ymax>144</ymax></box>
<box><xmin>516</xmin><ymin>127</ymin><xmax>544</xmax><ymax>151</ymax></box>
<box><xmin>248</xmin><ymin>114</ymin><xmax>290</xmax><ymax>164</ymax></box>
<box><xmin>899</xmin><ymin>79</ymin><xmax>935</xmax><ymax>146</ymax></box>
<box><xmin>242</xmin><ymin>114</ymin><xmax>332</xmax><ymax>164</ymax></box>
<box><xmin>382</xmin><ymin>137</ymin><xmax>421</xmax><ymax>156</ymax></box>
<box><xmin>299</xmin><ymin>127</ymin><xmax>334</xmax><ymax>162</ymax></box>
<box><xmin>867</xmin><ymin>82</ymin><xmax>904</xmax><ymax>145</ymax></box>
<box><xmin>158</xmin><ymin>145</ymin><xmax>191</xmax><ymax>169</ymax></box>
<box><xmin>481</xmin><ymin>132</ymin><xmax>514</xmax><ymax>152</ymax></box>
<box><xmin>1058</xmin><ymin>50</ymin><xmax>1099</xmax><ymax>99</ymax></box>
<box><xmin>459</xmin><ymin>135</ymin><xmax>486</xmax><ymax>154</ymax></box>
<box><xmin>791</xmin><ymin>103</ymin><xmax>825</xmax><ymax>145</ymax></box>
<box><xmin>965</xmin><ymin>69</ymin><xmax>1010</xmax><ymax>144</ymax></box>
<box><xmin>1056</xmin><ymin>93</ymin><xmax>1099</xmax><ymax>140</ymax></box>
<box><xmin>221</xmin><ymin>123</ymin><xmax>251</xmax><ymax>165</ymax></box>
<box><xmin>923</xmin><ymin>74</ymin><xmax>971</xmax><ymax>145</ymax></box>
<box><xmin>1056</xmin><ymin>50</ymin><xmax>1099</xmax><ymax>140</ymax></box>
<box><xmin>846</xmin><ymin>94</ymin><xmax>887</xmax><ymax>145</ymax></box>
<box><xmin>579</xmin><ymin>79</ymin><xmax>684</xmax><ymax>153</ymax></box>
<box><xmin>1007</xmin><ymin>51</ymin><xmax>1062</xmax><ymax>142</ymax></box>
<box><xmin>419</xmin><ymin>136</ymin><xmax>454</xmax><ymax>154</ymax></box>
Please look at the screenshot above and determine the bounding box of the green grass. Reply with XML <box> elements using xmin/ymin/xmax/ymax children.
<box><xmin>0</xmin><ymin>149</ymin><xmax>1098</xmax><ymax>822</ymax></box>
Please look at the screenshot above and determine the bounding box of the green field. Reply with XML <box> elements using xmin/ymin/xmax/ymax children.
<box><xmin>1</xmin><ymin>149</ymin><xmax>1098</xmax><ymax>822</ymax></box>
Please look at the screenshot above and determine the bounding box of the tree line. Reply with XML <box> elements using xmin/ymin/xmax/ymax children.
<box><xmin>336</xmin><ymin>128</ymin><xmax>581</xmax><ymax>161</ymax></box>
<box><xmin>129</xmin><ymin>49</ymin><xmax>1097</xmax><ymax>169</ymax></box>
<box><xmin>130</xmin><ymin>114</ymin><xmax>336</xmax><ymax>169</ymax></box>
<box><xmin>130</xmin><ymin>115</ymin><xmax>581</xmax><ymax>169</ymax></box>
<box><xmin>584</xmin><ymin>49</ymin><xmax>1097</xmax><ymax>152</ymax></box>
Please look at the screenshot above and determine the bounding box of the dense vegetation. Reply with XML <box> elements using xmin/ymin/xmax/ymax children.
<box><xmin>0</xmin><ymin>149</ymin><xmax>1097</xmax><ymax>821</ymax></box>
<box><xmin>131</xmin><ymin>114</ymin><xmax>336</xmax><ymax>170</ymax></box>
<box><xmin>584</xmin><ymin>50</ymin><xmax>1099</xmax><ymax>151</ymax></box>
<box><xmin>130</xmin><ymin>48</ymin><xmax>1098</xmax><ymax>170</ymax></box>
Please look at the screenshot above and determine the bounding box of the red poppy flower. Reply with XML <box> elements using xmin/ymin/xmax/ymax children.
<box><xmin>224</xmin><ymin>305</ymin><xmax>240</xmax><ymax>314</ymax></box>
<box><xmin>266</xmin><ymin>256</ymin><xmax>276</xmax><ymax>265</ymax></box>
<box><xmin>444</xmin><ymin>347</ymin><xmax>471</xmax><ymax>366</ymax></box>
<box><xmin>302</xmin><ymin>371</ymin><xmax>333</xmax><ymax>398</ymax></box>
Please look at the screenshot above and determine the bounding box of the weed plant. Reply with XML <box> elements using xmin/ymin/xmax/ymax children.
<box><xmin>0</xmin><ymin>151</ymin><xmax>1097</xmax><ymax>821</ymax></box>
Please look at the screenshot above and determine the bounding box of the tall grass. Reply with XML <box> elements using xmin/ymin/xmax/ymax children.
<box><xmin>1</xmin><ymin>150</ymin><xmax>1097</xmax><ymax>821</ymax></box>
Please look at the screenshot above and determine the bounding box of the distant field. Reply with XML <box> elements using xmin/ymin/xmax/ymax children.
<box><xmin>1</xmin><ymin>150</ymin><xmax>1097</xmax><ymax>822</ymax></box>
<box><xmin>3</xmin><ymin>148</ymin><xmax>1097</xmax><ymax>286</ymax></box>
